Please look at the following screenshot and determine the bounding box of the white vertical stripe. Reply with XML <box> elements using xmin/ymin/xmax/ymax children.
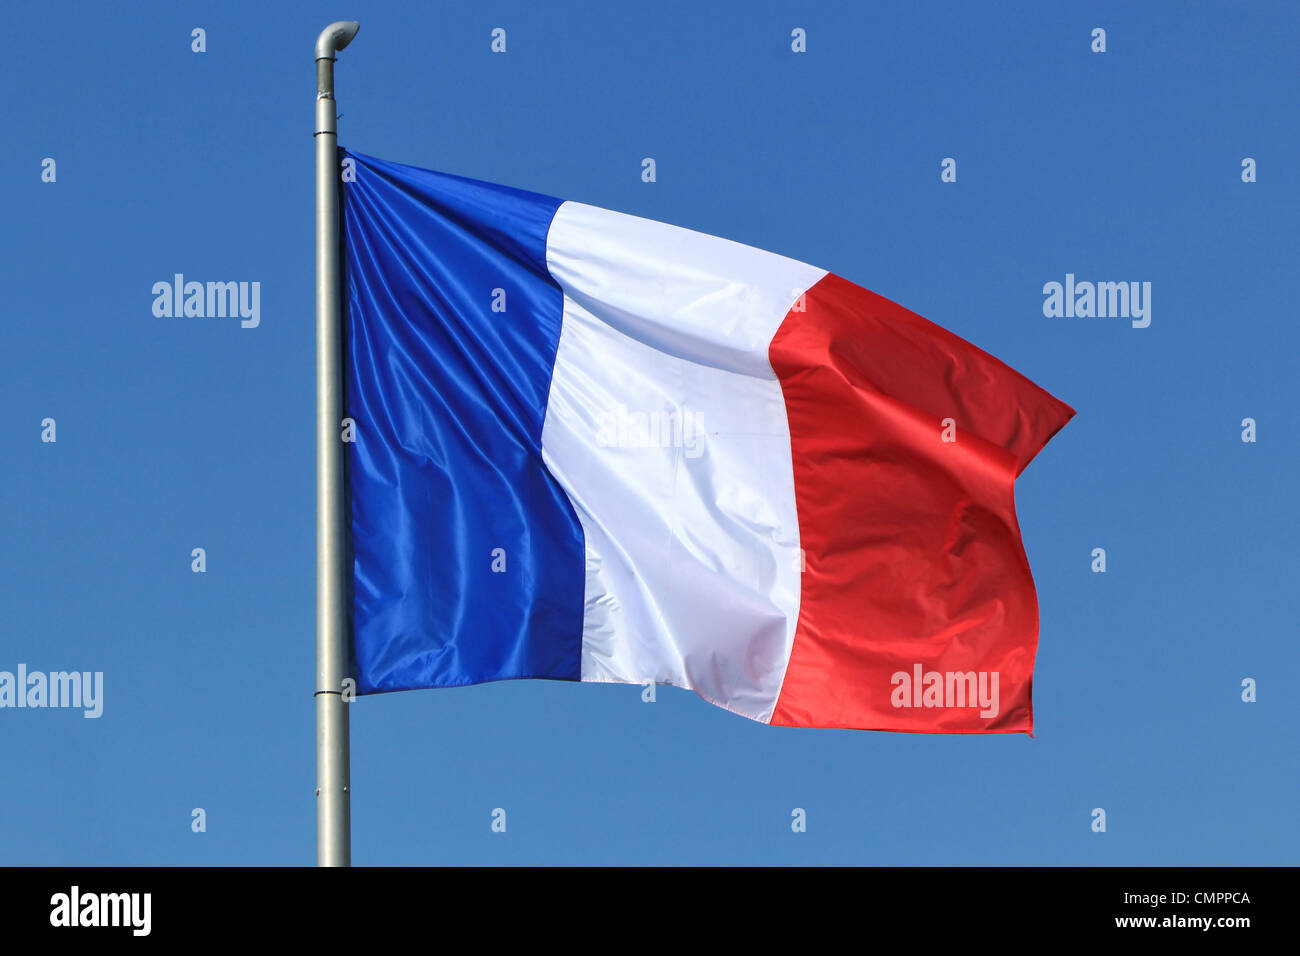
<box><xmin>541</xmin><ymin>200</ymin><xmax>826</xmax><ymax>722</ymax></box>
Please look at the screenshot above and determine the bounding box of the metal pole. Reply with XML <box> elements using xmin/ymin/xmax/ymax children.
<box><xmin>315</xmin><ymin>19</ymin><xmax>359</xmax><ymax>868</ymax></box>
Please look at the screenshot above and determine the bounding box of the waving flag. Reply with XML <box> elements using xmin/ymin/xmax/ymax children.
<box><xmin>340</xmin><ymin>149</ymin><xmax>1073</xmax><ymax>733</ymax></box>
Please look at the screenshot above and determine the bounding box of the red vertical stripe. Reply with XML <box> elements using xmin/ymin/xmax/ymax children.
<box><xmin>769</xmin><ymin>273</ymin><xmax>1074</xmax><ymax>732</ymax></box>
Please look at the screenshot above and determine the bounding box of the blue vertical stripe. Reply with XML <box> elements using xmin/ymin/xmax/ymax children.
<box><xmin>341</xmin><ymin>150</ymin><xmax>584</xmax><ymax>692</ymax></box>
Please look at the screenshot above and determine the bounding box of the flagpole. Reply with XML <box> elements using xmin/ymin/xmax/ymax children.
<box><xmin>315</xmin><ymin>19</ymin><xmax>359</xmax><ymax>868</ymax></box>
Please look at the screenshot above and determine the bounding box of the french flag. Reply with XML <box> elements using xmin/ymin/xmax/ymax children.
<box><xmin>341</xmin><ymin>150</ymin><xmax>1074</xmax><ymax>733</ymax></box>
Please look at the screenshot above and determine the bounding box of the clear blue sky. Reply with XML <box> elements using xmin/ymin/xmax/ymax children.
<box><xmin>2</xmin><ymin>1</ymin><xmax>1295</xmax><ymax>865</ymax></box>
